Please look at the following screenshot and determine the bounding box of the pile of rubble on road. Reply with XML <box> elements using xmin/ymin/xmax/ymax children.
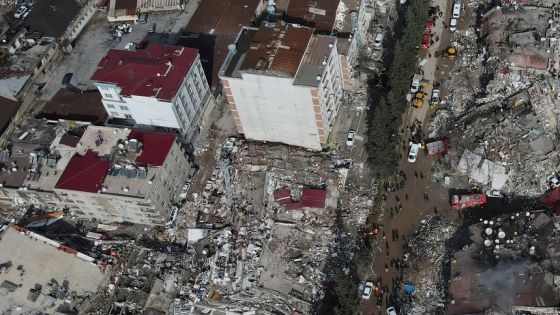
<box><xmin>403</xmin><ymin>215</ymin><xmax>457</xmax><ymax>315</ymax></box>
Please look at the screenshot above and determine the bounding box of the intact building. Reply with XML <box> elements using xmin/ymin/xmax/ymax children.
<box><xmin>219</xmin><ymin>23</ymin><xmax>343</xmax><ymax>150</ymax></box>
<box><xmin>91</xmin><ymin>44</ymin><xmax>211</xmax><ymax>141</ymax></box>
<box><xmin>0</xmin><ymin>120</ymin><xmax>191</xmax><ymax>225</ymax></box>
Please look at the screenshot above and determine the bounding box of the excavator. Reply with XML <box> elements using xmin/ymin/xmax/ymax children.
<box><xmin>435</xmin><ymin>46</ymin><xmax>457</xmax><ymax>59</ymax></box>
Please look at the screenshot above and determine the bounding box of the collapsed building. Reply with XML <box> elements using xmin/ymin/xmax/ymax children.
<box><xmin>427</xmin><ymin>1</ymin><xmax>560</xmax><ymax>196</ymax></box>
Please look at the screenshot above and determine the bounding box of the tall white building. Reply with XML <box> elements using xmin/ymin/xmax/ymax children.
<box><xmin>219</xmin><ymin>23</ymin><xmax>343</xmax><ymax>150</ymax></box>
<box><xmin>91</xmin><ymin>44</ymin><xmax>210</xmax><ymax>141</ymax></box>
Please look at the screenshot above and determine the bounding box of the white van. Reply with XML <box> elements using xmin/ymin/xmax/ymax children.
<box><xmin>408</xmin><ymin>143</ymin><xmax>420</xmax><ymax>163</ymax></box>
<box><xmin>452</xmin><ymin>2</ymin><xmax>461</xmax><ymax>19</ymax></box>
<box><xmin>450</xmin><ymin>18</ymin><xmax>457</xmax><ymax>32</ymax></box>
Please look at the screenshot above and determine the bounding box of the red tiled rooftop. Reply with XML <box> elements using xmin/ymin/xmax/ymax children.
<box><xmin>55</xmin><ymin>150</ymin><xmax>110</xmax><ymax>193</ymax></box>
<box><xmin>91</xmin><ymin>44</ymin><xmax>198</xmax><ymax>101</ymax></box>
<box><xmin>128</xmin><ymin>129</ymin><xmax>176</xmax><ymax>166</ymax></box>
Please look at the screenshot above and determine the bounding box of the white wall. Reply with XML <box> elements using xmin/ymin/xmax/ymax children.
<box><xmin>227</xmin><ymin>74</ymin><xmax>321</xmax><ymax>150</ymax></box>
<box><xmin>96</xmin><ymin>81</ymin><xmax>180</xmax><ymax>129</ymax></box>
<box><xmin>318</xmin><ymin>43</ymin><xmax>344</xmax><ymax>136</ymax></box>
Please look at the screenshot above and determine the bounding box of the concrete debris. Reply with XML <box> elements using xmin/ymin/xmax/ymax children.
<box><xmin>403</xmin><ymin>215</ymin><xmax>457</xmax><ymax>315</ymax></box>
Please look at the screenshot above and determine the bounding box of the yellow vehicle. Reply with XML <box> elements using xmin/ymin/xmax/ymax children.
<box><xmin>411</xmin><ymin>91</ymin><xmax>426</xmax><ymax>108</ymax></box>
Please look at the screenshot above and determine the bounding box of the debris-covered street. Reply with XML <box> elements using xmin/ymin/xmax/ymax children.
<box><xmin>0</xmin><ymin>0</ymin><xmax>559</xmax><ymax>313</ymax></box>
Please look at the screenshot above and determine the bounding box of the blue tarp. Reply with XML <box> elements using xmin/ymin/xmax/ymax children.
<box><xmin>404</xmin><ymin>284</ymin><xmax>416</xmax><ymax>293</ymax></box>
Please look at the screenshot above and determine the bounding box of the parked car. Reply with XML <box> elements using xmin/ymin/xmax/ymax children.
<box><xmin>387</xmin><ymin>307</ymin><xmax>398</xmax><ymax>315</ymax></box>
<box><xmin>410</xmin><ymin>74</ymin><xmax>422</xmax><ymax>93</ymax></box>
<box><xmin>430</xmin><ymin>88</ymin><xmax>440</xmax><ymax>107</ymax></box>
<box><xmin>452</xmin><ymin>2</ymin><xmax>461</xmax><ymax>18</ymax></box>
<box><xmin>374</xmin><ymin>33</ymin><xmax>383</xmax><ymax>49</ymax></box>
<box><xmin>399</xmin><ymin>0</ymin><xmax>407</xmax><ymax>4</ymax></box>
<box><xmin>547</xmin><ymin>174</ymin><xmax>560</xmax><ymax>188</ymax></box>
<box><xmin>421</xmin><ymin>33</ymin><xmax>430</xmax><ymax>49</ymax></box>
<box><xmin>486</xmin><ymin>189</ymin><xmax>502</xmax><ymax>198</ymax></box>
<box><xmin>346</xmin><ymin>129</ymin><xmax>356</xmax><ymax>146</ymax></box>
<box><xmin>362</xmin><ymin>282</ymin><xmax>373</xmax><ymax>299</ymax></box>
<box><xmin>449</xmin><ymin>18</ymin><xmax>457</xmax><ymax>32</ymax></box>
<box><xmin>408</xmin><ymin>143</ymin><xmax>420</xmax><ymax>163</ymax></box>
<box><xmin>14</xmin><ymin>6</ymin><xmax>27</xmax><ymax>18</ymax></box>
<box><xmin>148</xmin><ymin>23</ymin><xmax>156</xmax><ymax>33</ymax></box>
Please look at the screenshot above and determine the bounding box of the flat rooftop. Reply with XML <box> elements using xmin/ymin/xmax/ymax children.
<box><xmin>284</xmin><ymin>0</ymin><xmax>340</xmax><ymax>33</ymax></box>
<box><xmin>293</xmin><ymin>34</ymin><xmax>337</xmax><ymax>87</ymax></box>
<box><xmin>55</xmin><ymin>126</ymin><xmax>175</xmax><ymax>196</ymax></box>
<box><xmin>222</xmin><ymin>23</ymin><xmax>314</xmax><ymax>79</ymax></box>
<box><xmin>184</xmin><ymin>0</ymin><xmax>261</xmax><ymax>88</ymax></box>
<box><xmin>0</xmin><ymin>226</ymin><xmax>104</xmax><ymax>314</ymax></box>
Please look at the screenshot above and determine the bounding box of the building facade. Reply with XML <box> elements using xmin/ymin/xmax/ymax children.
<box><xmin>220</xmin><ymin>24</ymin><xmax>343</xmax><ymax>150</ymax></box>
<box><xmin>91</xmin><ymin>44</ymin><xmax>211</xmax><ymax>141</ymax></box>
<box><xmin>0</xmin><ymin>122</ymin><xmax>191</xmax><ymax>225</ymax></box>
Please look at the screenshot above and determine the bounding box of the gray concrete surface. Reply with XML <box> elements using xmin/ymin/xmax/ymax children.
<box><xmin>39</xmin><ymin>2</ymin><xmax>200</xmax><ymax>101</ymax></box>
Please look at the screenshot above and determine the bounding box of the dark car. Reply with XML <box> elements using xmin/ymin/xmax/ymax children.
<box><xmin>62</xmin><ymin>73</ymin><xmax>73</xmax><ymax>85</ymax></box>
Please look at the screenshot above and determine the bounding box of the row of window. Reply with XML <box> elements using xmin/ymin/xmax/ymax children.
<box><xmin>106</xmin><ymin>104</ymin><xmax>129</xmax><ymax>111</ymax></box>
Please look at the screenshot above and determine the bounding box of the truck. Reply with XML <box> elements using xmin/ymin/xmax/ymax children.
<box><xmin>450</xmin><ymin>193</ymin><xmax>487</xmax><ymax>209</ymax></box>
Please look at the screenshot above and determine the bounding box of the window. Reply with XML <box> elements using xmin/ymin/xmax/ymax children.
<box><xmin>106</xmin><ymin>104</ymin><xmax>115</xmax><ymax>109</ymax></box>
<box><xmin>111</xmin><ymin>111</ymin><xmax>119</xmax><ymax>117</ymax></box>
<box><xmin>104</xmin><ymin>93</ymin><xmax>112</xmax><ymax>99</ymax></box>
<box><xmin>124</xmin><ymin>114</ymin><xmax>133</xmax><ymax>119</ymax></box>
<box><xmin>120</xmin><ymin>105</ymin><xmax>129</xmax><ymax>111</ymax></box>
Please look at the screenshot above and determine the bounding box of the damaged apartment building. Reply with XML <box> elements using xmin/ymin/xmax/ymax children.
<box><xmin>0</xmin><ymin>119</ymin><xmax>193</xmax><ymax>225</ymax></box>
<box><xmin>219</xmin><ymin>0</ymin><xmax>373</xmax><ymax>150</ymax></box>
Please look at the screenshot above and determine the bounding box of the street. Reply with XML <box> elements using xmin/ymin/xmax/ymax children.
<box><xmin>358</xmin><ymin>0</ymin><xmax>456</xmax><ymax>312</ymax></box>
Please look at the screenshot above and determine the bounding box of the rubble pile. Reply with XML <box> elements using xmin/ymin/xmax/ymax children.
<box><xmin>404</xmin><ymin>215</ymin><xmax>457</xmax><ymax>315</ymax></box>
<box><xmin>448</xmin><ymin>211</ymin><xmax>560</xmax><ymax>313</ymax></box>
<box><xmin>156</xmin><ymin>138</ymin><xmax>354</xmax><ymax>314</ymax></box>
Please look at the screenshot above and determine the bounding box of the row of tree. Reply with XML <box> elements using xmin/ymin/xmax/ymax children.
<box><xmin>365</xmin><ymin>0</ymin><xmax>431</xmax><ymax>178</ymax></box>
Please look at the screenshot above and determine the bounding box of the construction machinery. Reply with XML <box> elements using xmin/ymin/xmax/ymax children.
<box><xmin>411</xmin><ymin>91</ymin><xmax>426</xmax><ymax>108</ymax></box>
<box><xmin>435</xmin><ymin>46</ymin><xmax>457</xmax><ymax>59</ymax></box>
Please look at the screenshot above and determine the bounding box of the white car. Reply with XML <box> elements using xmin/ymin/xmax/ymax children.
<box><xmin>387</xmin><ymin>307</ymin><xmax>398</xmax><ymax>315</ymax></box>
<box><xmin>410</xmin><ymin>74</ymin><xmax>422</xmax><ymax>93</ymax></box>
<box><xmin>362</xmin><ymin>281</ymin><xmax>373</xmax><ymax>299</ymax></box>
<box><xmin>399</xmin><ymin>0</ymin><xmax>406</xmax><ymax>3</ymax></box>
<box><xmin>450</xmin><ymin>18</ymin><xmax>457</xmax><ymax>32</ymax></box>
<box><xmin>452</xmin><ymin>2</ymin><xmax>461</xmax><ymax>18</ymax></box>
<box><xmin>547</xmin><ymin>175</ymin><xmax>560</xmax><ymax>188</ymax></box>
<box><xmin>346</xmin><ymin>130</ymin><xmax>356</xmax><ymax>146</ymax></box>
<box><xmin>14</xmin><ymin>6</ymin><xmax>28</xmax><ymax>19</ymax></box>
<box><xmin>486</xmin><ymin>189</ymin><xmax>501</xmax><ymax>198</ymax></box>
<box><xmin>374</xmin><ymin>33</ymin><xmax>383</xmax><ymax>49</ymax></box>
<box><xmin>408</xmin><ymin>143</ymin><xmax>420</xmax><ymax>163</ymax></box>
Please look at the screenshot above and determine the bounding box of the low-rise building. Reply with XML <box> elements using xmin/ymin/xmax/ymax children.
<box><xmin>0</xmin><ymin>225</ymin><xmax>104</xmax><ymax>314</ymax></box>
<box><xmin>0</xmin><ymin>120</ymin><xmax>192</xmax><ymax>225</ymax></box>
<box><xmin>220</xmin><ymin>23</ymin><xmax>343</xmax><ymax>150</ymax></box>
<box><xmin>91</xmin><ymin>44</ymin><xmax>211</xmax><ymax>141</ymax></box>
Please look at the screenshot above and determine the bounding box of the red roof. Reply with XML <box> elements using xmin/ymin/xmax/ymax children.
<box><xmin>274</xmin><ymin>188</ymin><xmax>292</xmax><ymax>205</ymax></box>
<box><xmin>128</xmin><ymin>129</ymin><xmax>176</xmax><ymax>166</ymax></box>
<box><xmin>91</xmin><ymin>44</ymin><xmax>198</xmax><ymax>101</ymax></box>
<box><xmin>300</xmin><ymin>188</ymin><xmax>326</xmax><ymax>209</ymax></box>
<box><xmin>55</xmin><ymin>150</ymin><xmax>110</xmax><ymax>193</ymax></box>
